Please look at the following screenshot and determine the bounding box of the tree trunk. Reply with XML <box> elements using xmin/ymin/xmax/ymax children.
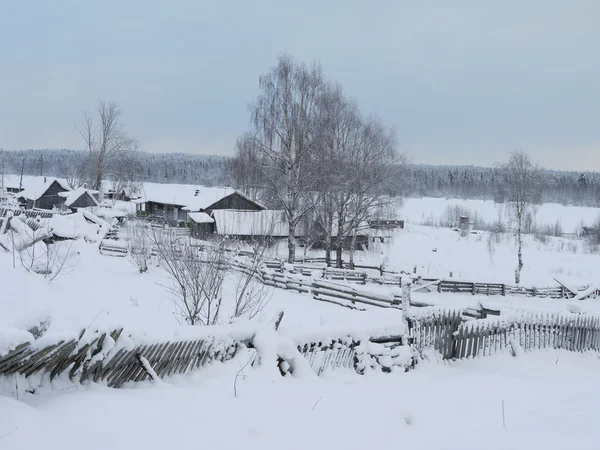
<box><xmin>335</xmin><ymin>244</ymin><xmax>343</xmax><ymax>268</ymax></box>
<box><xmin>287</xmin><ymin>222</ymin><xmax>296</xmax><ymax>264</ymax></box>
<box><xmin>349</xmin><ymin>230</ymin><xmax>358</xmax><ymax>269</ymax></box>
<box><xmin>335</xmin><ymin>213</ymin><xmax>345</xmax><ymax>268</ymax></box>
<box><xmin>515</xmin><ymin>224</ymin><xmax>523</xmax><ymax>284</ymax></box>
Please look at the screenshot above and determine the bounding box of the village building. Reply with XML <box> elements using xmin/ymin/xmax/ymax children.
<box><xmin>58</xmin><ymin>187</ymin><xmax>99</xmax><ymax>211</ymax></box>
<box><xmin>17</xmin><ymin>177</ymin><xmax>71</xmax><ymax>210</ymax></box>
<box><xmin>210</xmin><ymin>209</ymin><xmax>291</xmax><ymax>240</ymax></box>
<box><xmin>134</xmin><ymin>182</ymin><xmax>265</xmax><ymax>227</ymax></box>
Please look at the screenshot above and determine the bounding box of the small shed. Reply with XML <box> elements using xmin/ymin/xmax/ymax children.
<box><xmin>188</xmin><ymin>212</ymin><xmax>215</xmax><ymax>239</ymax></box>
<box><xmin>59</xmin><ymin>188</ymin><xmax>99</xmax><ymax>211</ymax></box>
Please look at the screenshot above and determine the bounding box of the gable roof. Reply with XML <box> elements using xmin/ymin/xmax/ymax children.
<box><xmin>188</xmin><ymin>212</ymin><xmax>214</xmax><ymax>224</ymax></box>
<box><xmin>18</xmin><ymin>177</ymin><xmax>71</xmax><ymax>201</ymax></box>
<box><xmin>58</xmin><ymin>187</ymin><xmax>99</xmax><ymax>207</ymax></box>
<box><xmin>135</xmin><ymin>182</ymin><xmax>264</xmax><ymax>212</ymax></box>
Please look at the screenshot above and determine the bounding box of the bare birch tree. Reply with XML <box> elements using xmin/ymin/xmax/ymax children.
<box><xmin>76</xmin><ymin>101</ymin><xmax>138</xmax><ymax>190</ymax></box>
<box><xmin>498</xmin><ymin>151</ymin><xmax>542</xmax><ymax>284</ymax></box>
<box><xmin>236</xmin><ymin>54</ymin><xmax>326</xmax><ymax>263</ymax></box>
<box><xmin>315</xmin><ymin>85</ymin><xmax>401</xmax><ymax>267</ymax></box>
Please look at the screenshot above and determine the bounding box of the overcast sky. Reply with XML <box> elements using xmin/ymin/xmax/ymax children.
<box><xmin>1</xmin><ymin>1</ymin><xmax>598</xmax><ymax>170</ymax></box>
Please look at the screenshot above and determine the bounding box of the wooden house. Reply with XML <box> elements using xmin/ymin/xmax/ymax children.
<box><xmin>18</xmin><ymin>177</ymin><xmax>71</xmax><ymax>210</ymax></box>
<box><xmin>58</xmin><ymin>188</ymin><xmax>99</xmax><ymax>211</ymax></box>
<box><xmin>134</xmin><ymin>183</ymin><xmax>265</xmax><ymax>226</ymax></box>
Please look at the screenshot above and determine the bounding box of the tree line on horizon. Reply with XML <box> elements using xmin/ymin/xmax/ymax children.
<box><xmin>1</xmin><ymin>147</ymin><xmax>599</xmax><ymax>207</ymax></box>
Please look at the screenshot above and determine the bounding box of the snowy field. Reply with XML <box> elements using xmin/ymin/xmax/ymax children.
<box><xmin>340</xmin><ymin>223</ymin><xmax>600</xmax><ymax>288</ymax></box>
<box><xmin>2</xmin><ymin>351</ymin><xmax>599</xmax><ymax>450</ymax></box>
<box><xmin>2</xmin><ymin>197</ymin><xmax>600</xmax><ymax>449</ymax></box>
<box><xmin>399</xmin><ymin>196</ymin><xmax>600</xmax><ymax>233</ymax></box>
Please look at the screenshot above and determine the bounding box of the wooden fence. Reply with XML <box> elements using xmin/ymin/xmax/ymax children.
<box><xmin>408</xmin><ymin>311</ymin><xmax>600</xmax><ymax>360</ymax></box>
<box><xmin>421</xmin><ymin>278</ymin><xmax>576</xmax><ymax>299</ymax></box>
<box><xmin>0</xmin><ymin>329</ymin><xmax>243</xmax><ymax>389</ymax></box>
<box><xmin>265</xmin><ymin>258</ymin><xmax>600</xmax><ymax>300</ymax></box>
<box><xmin>296</xmin><ymin>334</ymin><xmax>408</xmax><ymax>376</ymax></box>
<box><xmin>0</xmin><ymin>324</ymin><xmax>412</xmax><ymax>390</ymax></box>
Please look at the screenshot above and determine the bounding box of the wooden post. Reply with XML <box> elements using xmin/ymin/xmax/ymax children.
<box><xmin>502</xmin><ymin>284</ymin><xmax>506</xmax><ymax>296</ymax></box>
<box><xmin>472</xmin><ymin>282</ymin><xmax>476</xmax><ymax>295</ymax></box>
<box><xmin>401</xmin><ymin>276</ymin><xmax>412</xmax><ymax>314</ymax></box>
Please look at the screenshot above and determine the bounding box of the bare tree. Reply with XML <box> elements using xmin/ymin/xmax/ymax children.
<box><xmin>315</xmin><ymin>85</ymin><xmax>401</xmax><ymax>267</ymax></box>
<box><xmin>76</xmin><ymin>101</ymin><xmax>138</xmax><ymax>190</ymax></box>
<box><xmin>230</xmin><ymin>235</ymin><xmax>273</xmax><ymax>321</ymax></box>
<box><xmin>126</xmin><ymin>219</ymin><xmax>150</xmax><ymax>273</ymax></box>
<box><xmin>498</xmin><ymin>151</ymin><xmax>542</xmax><ymax>284</ymax></box>
<box><xmin>235</xmin><ymin>54</ymin><xmax>326</xmax><ymax>263</ymax></box>
<box><xmin>150</xmin><ymin>228</ymin><xmax>226</xmax><ymax>325</ymax></box>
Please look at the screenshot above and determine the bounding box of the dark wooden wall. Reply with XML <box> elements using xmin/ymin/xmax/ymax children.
<box><xmin>70</xmin><ymin>192</ymin><xmax>98</xmax><ymax>209</ymax></box>
<box><xmin>207</xmin><ymin>193</ymin><xmax>264</xmax><ymax>211</ymax></box>
<box><xmin>21</xmin><ymin>180</ymin><xmax>69</xmax><ymax>210</ymax></box>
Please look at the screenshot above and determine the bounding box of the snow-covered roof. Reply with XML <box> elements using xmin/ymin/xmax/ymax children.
<box><xmin>50</xmin><ymin>211</ymin><xmax>106</xmax><ymax>241</ymax></box>
<box><xmin>134</xmin><ymin>182</ymin><xmax>255</xmax><ymax>212</ymax></box>
<box><xmin>212</xmin><ymin>210</ymin><xmax>291</xmax><ymax>237</ymax></box>
<box><xmin>17</xmin><ymin>177</ymin><xmax>71</xmax><ymax>201</ymax></box>
<box><xmin>188</xmin><ymin>212</ymin><xmax>214</xmax><ymax>224</ymax></box>
<box><xmin>58</xmin><ymin>187</ymin><xmax>99</xmax><ymax>207</ymax></box>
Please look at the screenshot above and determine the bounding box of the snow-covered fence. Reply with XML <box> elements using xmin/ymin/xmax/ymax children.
<box><xmin>0</xmin><ymin>328</ymin><xmax>245</xmax><ymax>389</ymax></box>
<box><xmin>453</xmin><ymin>314</ymin><xmax>600</xmax><ymax>358</ymax></box>
<box><xmin>407</xmin><ymin>310</ymin><xmax>463</xmax><ymax>359</ymax></box>
<box><xmin>408</xmin><ymin>310</ymin><xmax>600</xmax><ymax>360</ymax></box>
<box><xmin>291</xmin><ymin>324</ymin><xmax>412</xmax><ymax>376</ymax></box>
<box><xmin>419</xmin><ymin>278</ymin><xmax>595</xmax><ymax>300</ymax></box>
<box><xmin>311</xmin><ymin>280</ymin><xmax>399</xmax><ymax>309</ymax></box>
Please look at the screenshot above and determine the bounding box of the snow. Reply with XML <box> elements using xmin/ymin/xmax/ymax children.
<box><xmin>135</xmin><ymin>182</ymin><xmax>236</xmax><ymax>210</ymax></box>
<box><xmin>58</xmin><ymin>188</ymin><xmax>99</xmax><ymax>207</ymax></box>
<box><xmin>399</xmin><ymin>196</ymin><xmax>600</xmax><ymax>233</ymax></box>
<box><xmin>212</xmin><ymin>209</ymin><xmax>289</xmax><ymax>236</ymax></box>
<box><xmin>187</xmin><ymin>212</ymin><xmax>214</xmax><ymax>224</ymax></box>
<box><xmin>2</xmin><ymin>174</ymin><xmax>70</xmax><ymax>193</ymax></box>
<box><xmin>50</xmin><ymin>212</ymin><xmax>107</xmax><ymax>241</ymax></box>
<box><xmin>1</xmin><ymin>351</ymin><xmax>600</xmax><ymax>450</ymax></box>
<box><xmin>16</xmin><ymin>177</ymin><xmax>71</xmax><ymax>201</ymax></box>
<box><xmin>1</xmin><ymin>193</ymin><xmax>600</xmax><ymax>448</ymax></box>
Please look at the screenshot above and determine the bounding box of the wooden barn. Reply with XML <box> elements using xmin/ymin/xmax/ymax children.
<box><xmin>18</xmin><ymin>177</ymin><xmax>71</xmax><ymax>210</ymax></box>
<box><xmin>134</xmin><ymin>183</ymin><xmax>265</xmax><ymax>226</ymax></box>
<box><xmin>58</xmin><ymin>188</ymin><xmax>99</xmax><ymax>211</ymax></box>
<box><xmin>211</xmin><ymin>210</ymin><xmax>291</xmax><ymax>240</ymax></box>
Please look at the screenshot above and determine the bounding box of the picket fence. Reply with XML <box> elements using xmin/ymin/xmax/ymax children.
<box><xmin>409</xmin><ymin>310</ymin><xmax>600</xmax><ymax>360</ymax></box>
<box><xmin>0</xmin><ymin>329</ymin><xmax>241</xmax><ymax>389</ymax></box>
<box><xmin>0</xmin><ymin>324</ymin><xmax>411</xmax><ymax>390</ymax></box>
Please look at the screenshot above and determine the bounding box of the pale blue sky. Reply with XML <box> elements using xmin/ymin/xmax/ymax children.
<box><xmin>1</xmin><ymin>1</ymin><xmax>599</xmax><ymax>170</ymax></box>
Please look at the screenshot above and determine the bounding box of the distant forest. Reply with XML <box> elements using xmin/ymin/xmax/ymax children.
<box><xmin>1</xmin><ymin>149</ymin><xmax>599</xmax><ymax>207</ymax></box>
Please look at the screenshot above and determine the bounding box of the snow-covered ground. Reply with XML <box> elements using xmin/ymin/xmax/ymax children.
<box><xmin>2</xmin><ymin>195</ymin><xmax>600</xmax><ymax>449</ymax></box>
<box><xmin>2</xmin><ymin>350</ymin><xmax>599</xmax><ymax>450</ymax></box>
<box><xmin>399</xmin><ymin>196</ymin><xmax>600</xmax><ymax>233</ymax></box>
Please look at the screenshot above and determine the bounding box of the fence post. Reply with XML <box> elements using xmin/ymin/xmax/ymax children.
<box><xmin>472</xmin><ymin>282</ymin><xmax>476</xmax><ymax>295</ymax></box>
<box><xmin>502</xmin><ymin>284</ymin><xmax>506</xmax><ymax>296</ymax></box>
<box><xmin>402</xmin><ymin>276</ymin><xmax>412</xmax><ymax>313</ymax></box>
